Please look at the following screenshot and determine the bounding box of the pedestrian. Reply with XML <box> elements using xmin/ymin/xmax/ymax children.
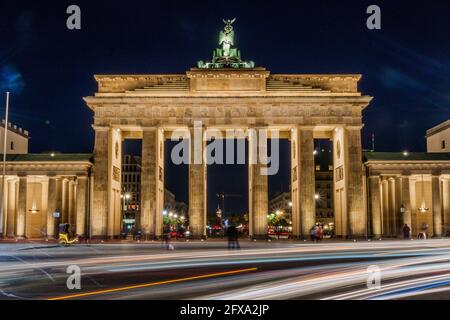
<box><xmin>402</xmin><ymin>224</ymin><xmax>411</xmax><ymax>240</ymax></box>
<box><xmin>163</xmin><ymin>224</ymin><xmax>173</xmax><ymax>250</ymax></box>
<box><xmin>314</xmin><ymin>224</ymin><xmax>323</xmax><ymax>242</ymax></box>
<box><xmin>226</xmin><ymin>224</ymin><xmax>240</xmax><ymax>250</ymax></box>
<box><xmin>310</xmin><ymin>226</ymin><xmax>316</xmax><ymax>242</ymax></box>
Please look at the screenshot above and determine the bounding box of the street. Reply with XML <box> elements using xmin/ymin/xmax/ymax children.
<box><xmin>1</xmin><ymin>239</ymin><xmax>450</xmax><ymax>300</ymax></box>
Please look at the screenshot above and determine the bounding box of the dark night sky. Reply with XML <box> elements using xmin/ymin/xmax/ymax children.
<box><xmin>1</xmin><ymin>0</ymin><xmax>449</xmax><ymax>214</ymax></box>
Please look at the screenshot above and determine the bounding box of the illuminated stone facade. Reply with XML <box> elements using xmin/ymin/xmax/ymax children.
<box><xmin>83</xmin><ymin>68</ymin><xmax>372</xmax><ymax>239</ymax></box>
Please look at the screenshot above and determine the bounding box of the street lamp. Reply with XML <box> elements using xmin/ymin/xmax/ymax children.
<box><xmin>315</xmin><ymin>194</ymin><xmax>320</xmax><ymax>200</ymax></box>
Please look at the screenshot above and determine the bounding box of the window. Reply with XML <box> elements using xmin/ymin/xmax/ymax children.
<box><xmin>442</xmin><ymin>140</ymin><xmax>446</xmax><ymax>150</ymax></box>
<box><xmin>10</xmin><ymin>141</ymin><xmax>14</xmax><ymax>150</ymax></box>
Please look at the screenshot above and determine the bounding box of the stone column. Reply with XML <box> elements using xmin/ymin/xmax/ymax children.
<box><xmin>395</xmin><ymin>176</ymin><xmax>403</xmax><ymax>234</ymax></box>
<box><xmin>381</xmin><ymin>178</ymin><xmax>390</xmax><ymax>236</ymax></box>
<box><xmin>409</xmin><ymin>177</ymin><xmax>418</xmax><ymax>236</ymax></box>
<box><xmin>400</xmin><ymin>176</ymin><xmax>412</xmax><ymax>228</ymax></box>
<box><xmin>388</xmin><ymin>178</ymin><xmax>397</xmax><ymax>237</ymax></box>
<box><xmin>248</xmin><ymin>128</ymin><xmax>268</xmax><ymax>239</ymax></box>
<box><xmin>290</xmin><ymin>128</ymin><xmax>301</xmax><ymax>238</ymax></box>
<box><xmin>155</xmin><ymin>128</ymin><xmax>165</xmax><ymax>238</ymax></box>
<box><xmin>141</xmin><ymin>129</ymin><xmax>165</xmax><ymax>239</ymax></box>
<box><xmin>6</xmin><ymin>178</ymin><xmax>17</xmax><ymax>238</ymax></box>
<box><xmin>141</xmin><ymin>130</ymin><xmax>157</xmax><ymax>238</ymax></box>
<box><xmin>76</xmin><ymin>176</ymin><xmax>88</xmax><ymax>236</ymax></box>
<box><xmin>443</xmin><ymin>178</ymin><xmax>450</xmax><ymax>236</ymax></box>
<box><xmin>62</xmin><ymin>178</ymin><xmax>69</xmax><ymax>223</ymax></box>
<box><xmin>189</xmin><ymin>126</ymin><xmax>206</xmax><ymax>238</ymax></box>
<box><xmin>47</xmin><ymin>177</ymin><xmax>58</xmax><ymax>238</ymax></box>
<box><xmin>0</xmin><ymin>177</ymin><xmax>6</xmax><ymax>236</ymax></box>
<box><xmin>432</xmin><ymin>175</ymin><xmax>442</xmax><ymax>237</ymax></box>
<box><xmin>92</xmin><ymin>128</ymin><xmax>109</xmax><ymax>237</ymax></box>
<box><xmin>16</xmin><ymin>176</ymin><xmax>27</xmax><ymax>238</ymax></box>
<box><xmin>369</xmin><ymin>176</ymin><xmax>382</xmax><ymax>238</ymax></box>
<box><xmin>107</xmin><ymin>128</ymin><xmax>122</xmax><ymax>239</ymax></box>
<box><xmin>345</xmin><ymin>128</ymin><xmax>366</xmax><ymax>237</ymax></box>
<box><xmin>298</xmin><ymin>128</ymin><xmax>315</xmax><ymax>237</ymax></box>
<box><xmin>68</xmin><ymin>179</ymin><xmax>76</xmax><ymax>226</ymax></box>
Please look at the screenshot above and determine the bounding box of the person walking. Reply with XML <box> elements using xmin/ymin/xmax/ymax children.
<box><xmin>163</xmin><ymin>224</ymin><xmax>173</xmax><ymax>250</ymax></box>
<box><xmin>314</xmin><ymin>224</ymin><xmax>323</xmax><ymax>242</ymax></box>
<box><xmin>310</xmin><ymin>226</ymin><xmax>316</xmax><ymax>242</ymax></box>
<box><xmin>402</xmin><ymin>224</ymin><xmax>411</xmax><ymax>240</ymax></box>
<box><xmin>226</xmin><ymin>224</ymin><xmax>240</xmax><ymax>250</ymax></box>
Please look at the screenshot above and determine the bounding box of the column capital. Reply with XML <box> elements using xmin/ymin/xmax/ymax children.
<box><xmin>345</xmin><ymin>125</ymin><xmax>364</xmax><ymax>131</ymax></box>
<box><xmin>91</xmin><ymin>125</ymin><xmax>109</xmax><ymax>132</ymax></box>
<box><xmin>298</xmin><ymin>126</ymin><xmax>315</xmax><ymax>131</ymax></box>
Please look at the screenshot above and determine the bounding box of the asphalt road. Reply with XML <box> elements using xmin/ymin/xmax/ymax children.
<box><xmin>1</xmin><ymin>239</ymin><xmax>450</xmax><ymax>300</ymax></box>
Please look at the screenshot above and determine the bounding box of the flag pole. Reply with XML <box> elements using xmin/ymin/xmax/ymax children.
<box><xmin>0</xmin><ymin>92</ymin><xmax>10</xmax><ymax>238</ymax></box>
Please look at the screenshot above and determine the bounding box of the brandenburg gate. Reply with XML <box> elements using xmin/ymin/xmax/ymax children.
<box><xmin>84</xmin><ymin>20</ymin><xmax>372</xmax><ymax>239</ymax></box>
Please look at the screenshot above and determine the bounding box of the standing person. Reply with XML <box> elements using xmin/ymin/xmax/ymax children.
<box><xmin>314</xmin><ymin>224</ymin><xmax>323</xmax><ymax>242</ymax></box>
<box><xmin>402</xmin><ymin>224</ymin><xmax>411</xmax><ymax>240</ymax></box>
<box><xmin>163</xmin><ymin>224</ymin><xmax>173</xmax><ymax>250</ymax></box>
<box><xmin>226</xmin><ymin>224</ymin><xmax>240</xmax><ymax>250</ymax></box>
<box><xmin>310</xmin><ymin>226</ymin><xmax>316</xmax><ymax>242</ymax></box>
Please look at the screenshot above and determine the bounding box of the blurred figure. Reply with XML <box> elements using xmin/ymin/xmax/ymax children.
<box><xmin>226</xmin><ymin>224</ymin><xmax>240</xmax><ymax>250</ymax></box>
<box><xmin>310</xmin><ymin>226</ymin><xmax>316</xmax><ymax>241</ymax></box>
<box><xmin>163</xmin><ymin>224</ymin><xmax>173</xmax><ymax>250</ymax></box>
<box><xmin>314</xmin><ymin>224</ymin><xmax>323</xmax><ymax>242</ymax></box>
<box><xmin>402</xmin><ymin>224</ymin><xmax>411</xmax><ymax>240</ymax></box>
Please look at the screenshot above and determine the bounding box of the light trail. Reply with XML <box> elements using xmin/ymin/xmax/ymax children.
<box><xmin>2</xmin><ymin>240</ymin><xmax>450</xmax><ymax>300</ymax></box>
<box><xmin>46</xmin><ymin>267</ymin><xmax>258</xmax><ymax>300</ymax></box>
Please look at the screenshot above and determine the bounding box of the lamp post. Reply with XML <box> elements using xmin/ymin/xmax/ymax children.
<box><xmin>0</xmin><ymin>92</ymin><xmax>10</xmax><ymax>238</ymax></box>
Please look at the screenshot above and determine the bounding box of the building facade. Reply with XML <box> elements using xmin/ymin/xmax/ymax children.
<box><xmin>1</xmin><ymin>22</ymin><xmax>448</xmax><ymax>241</ymax></box>
<box><xmin>0</xmin><ymin>120</ymin><xmax>29</xmax><ymax>155</ymax></box>
<box><xmin>427</xmin><ymin>119</ymin><xmax>450</xmax><ymax>153</ymax></box>
<box><xmin>365</xmin><ymin>152</ymin><xmax>450</xmax><ymax>238</ymax></box>
<box><xmin>82</xmin><ymin>20</ymin><xmax>371</xmax><ymax>240</ymax></box>
<box><xmin>0</xmin><ymin>154</ymin><xmax>92</xmax><ymax>238</ymax></box>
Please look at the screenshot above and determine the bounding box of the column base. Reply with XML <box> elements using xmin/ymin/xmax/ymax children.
<box><xmin>90</xmin><ymin>235</ymin><xmax>109</xmax><ymax>241</ymax></box>
<box><xmin>187</xmin><ymin>235</ymin><xmax>207</xmax><ymax>241</ymax></box>
<box><xmin>251</xmin><ymin>234</ymin><xmax>269</xmax><ymax>241</ymax></box>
